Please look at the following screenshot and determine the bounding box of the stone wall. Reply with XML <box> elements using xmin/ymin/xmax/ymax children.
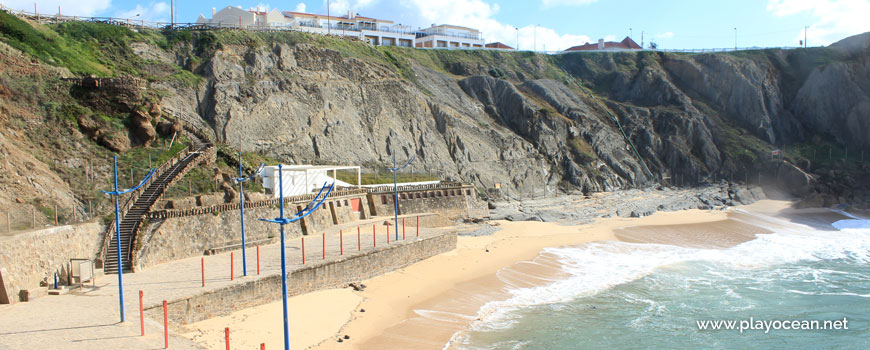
<box><xmin>146</xmin><ymin>231</ymin><xmax>457</xmax><ymax>325</ymax></box>
<box><xmin>0</xmin><ymin>222</ymin><xmax>102</xmax><ymax>304</ymax></box>
<box><xmin>135</xmin><ymin>194</ymin><xmax>371</xmax><ymax>270</ymax></box>
<box><xmin>135</xmin><ymin>206</ymin><xmax>303</xmax><ymax>270</ymax></box>
<box><xmin>369</xmin><ymin>185</ymin><xmax>488</xmax><ymax>219</ymax></box>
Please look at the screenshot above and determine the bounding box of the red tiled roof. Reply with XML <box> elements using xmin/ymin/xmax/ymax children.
<box><xmin>565</xmin><ymin>36</ymin><xmax>642</xmax><ymax>51</ymax></box>
<box><xmin>485</xmin><ymin>42</ymin><xmax>514</xmax><ymax>49</ymax></box>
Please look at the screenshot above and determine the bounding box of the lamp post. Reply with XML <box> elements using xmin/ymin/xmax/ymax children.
<box><xmin>388</xmin><ymin>154</ymin><xmax>415</xmax><ymax>242</ymax></box>
<box><xmin>126</xmin><ymin>13</ymin><xmax>140</xmax><ymax>26</ymax></box>
<box><xmin>734</xmin><ymin>27</ymin><xmax>737</xmax><ymax>50</ymax></box>
<box><xmin>516</xmin><ymin>27</ymin><xmax>519</xmax><ymax>51</ymax></box>
<box><xmin>100</xmin><ymin>156</ymin><xmax>155</xmax><ymax>323</ymax></box>
<box><xmin>233</xmin><ymin>153</ymin><xmax>265</xmax><ymax>277</ymax></box>
<box><xmin>534</xmin><ymin>24</ymin><xmax>538</xmax><ymax>52</ymax></box>
<box><xmin>259</xmin><ymin>165</ymin><xmax>335</xmax><ymax>350</ymax></box>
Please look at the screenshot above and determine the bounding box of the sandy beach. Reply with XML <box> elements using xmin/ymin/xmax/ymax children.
<box><xmin>182</xmin><ymin>200</ymin><xmax>821</xmax><ymax>350</ymax></box>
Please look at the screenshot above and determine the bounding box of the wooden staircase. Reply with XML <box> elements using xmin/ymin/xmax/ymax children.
<box><xmin>101</xmin><ymin>128</ymin><xmax>214</xmax><ymax>274</ymax></box>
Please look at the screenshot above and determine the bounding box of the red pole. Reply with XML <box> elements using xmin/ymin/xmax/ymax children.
<box><xmin>302</xmin><ymin>237</ymin><xmax>306</xmax><ymax>265</ymax></box>
<box><xmin>163</xmin><ymin>300</ymin><xmax>168</xmax><ymax>349</ymax></box>
<box><xmin>260</xmin><ymin>343</ymin><xmax>265</xmax><ymax>350</ymax></box>
<box><xmin>230</xmin><ymin>252</ymin><xmax>234</xmax><ymax>281</ymax></box>
<box><xmin>340</xmin><ymin>229</ymin><xmax>344</xmax><ymax>255</ymax></box>
<box><xmin>139</xmin><ymin>290</ymin><xmax>144</xmax><ymax>336</ymax></box>
<box><xmin>256</xmin><ymin>245</ymin><xmax>260</xmax><ymax>275</ymax></box>
<box><xmin>357</xmin><ymin>226</ymin><xmax>361</xmax><ymax>251</ymax></box>
<box><xmin>373</xmin><ymin>224</ymin><xmax>376</xmax><ymax>247</ymax></box>
<box><xmin>322</xmin><ymin>232</ymin><xmax>326</xmax><ymax>260</ymax></box>
<box><xmin>417</xmin><ymin>216</ymin><xmax>420</xmax><ymax>237</ymax></box>
<box><xmin>201</xmin><ymin>258</ymin><xmax>205</xmax><ymax>287</ymax></box>
<box><xmin>225</xmin><ymin>327</ymin><xmax>230</xmax><ymax>350</ymax></box>
<box><xmin>403</xmin><ymin>218</ymin><xmax>406</xmax><ymax>240</ymax></box>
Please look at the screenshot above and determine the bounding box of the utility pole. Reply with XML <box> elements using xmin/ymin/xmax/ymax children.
<box><xmin>534</xmin><ymin>25</ymin><xmax>538</xmax><ymax>52</ymax></box>
<box><xmin>734</xmin><ymin>27</ymin><xmax>737</xmax><ymax>50</ymax></box>
<box><xmin>516</xmin><ymin>27</ymin><xmax>519</xmax><ymax>51</ymax></box>
<box><xmin>804</xmin><ymin>26</ymin><xmax>808</xmax><ymax>48</ymax></box>
<box><xmin>170</xmin><ymin>0</ymin><xmax>174</xmax><ymax>28</ymax></box>
<box><xmin>641</xmin><ymin>31</ymin><xmax>644</xmax><ymax>49</ymax></box>
<box><xmin>327</xmin><ymin>0</ymin><xmax>331</xmax><ymax>35</ymax></box>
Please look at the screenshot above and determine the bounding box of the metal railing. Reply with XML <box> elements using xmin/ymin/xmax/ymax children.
<box><xmin>144</xmin><ymin>188</ymin><xmax>368</xmax><ymax>219</ymax></box>
<box><xmin>365</xmin><ymin>182</ymin><xmax>469</xmax><ymax>194</ymax></box>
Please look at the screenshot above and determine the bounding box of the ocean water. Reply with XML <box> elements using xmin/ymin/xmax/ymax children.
<box><xmin>449</xmin><ymin>210</ymin><xmax>870</xmax><ymax>349</ymax></box>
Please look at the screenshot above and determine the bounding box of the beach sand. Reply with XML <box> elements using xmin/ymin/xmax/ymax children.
<box><xmin>182</xmin><ymin>288</ymin><xmax>362</xmax><ymax>350</ymax></box>
<box><xmin>316</xmin><ymin>206</ymin><xmax>747</xmax><ymax>350</ymax></box>
<box><xmin>185</xmin><ymin>200</ymin><xmax>823</xmax><ymax>350</ymax></box>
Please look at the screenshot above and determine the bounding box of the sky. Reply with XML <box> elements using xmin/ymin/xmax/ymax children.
<box><xmin>3</xmin><ymin>0</ymin><xmax>870</xmax><ymax>51</ymax></box>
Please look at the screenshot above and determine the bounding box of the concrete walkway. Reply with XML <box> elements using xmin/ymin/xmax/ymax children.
<box><xmin>0</xmin><ymin>214</ymin><xmax>446</xmax><ymax>349</ymax></box>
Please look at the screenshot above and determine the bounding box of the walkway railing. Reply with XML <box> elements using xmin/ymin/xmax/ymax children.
<box><xmin>144</xmin><ymin>189</ymin><xmax>367</xmax><ymax>219</ymax></box>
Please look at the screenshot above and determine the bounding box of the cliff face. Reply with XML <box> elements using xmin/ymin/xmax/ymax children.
<box><xmin>150</xmin><ymin>34</ymin><xmax>869</xmax><ymax>199</ymax></box>
<box><xmin>2</xmin><ymin>15</ymin><xmax>868</xmax><ymax>203</ymax></box>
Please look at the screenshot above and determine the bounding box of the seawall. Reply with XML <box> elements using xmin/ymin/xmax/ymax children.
<box><xmin>0</xmin><ymin>222</ymin><xmax>102</xmax><ymax>304</ymax></box>
<box><xmin>145</xmin><ymin>231</ymin><xmax>457</xmax><ymax>325</ymax></box>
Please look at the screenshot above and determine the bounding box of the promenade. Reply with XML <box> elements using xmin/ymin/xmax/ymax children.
<box><xmin>0</xmin><ymin>213</ymin><xmax>446</xmax><ymax>349</ymax></box>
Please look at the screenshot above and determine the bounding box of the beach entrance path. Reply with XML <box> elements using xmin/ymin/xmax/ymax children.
<box><xmin>0</xmin><ymin>213</ymin><xmax>445</xmax><ymax>350</ymax></box>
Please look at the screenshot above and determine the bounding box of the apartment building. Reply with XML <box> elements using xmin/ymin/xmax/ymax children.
<box><xmin>415</xmin><ymin>24</ymin><xmax>485</xmax><ymax>48</ymax></box>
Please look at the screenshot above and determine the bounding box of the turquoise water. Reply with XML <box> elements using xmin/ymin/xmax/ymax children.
<box><xmin>451</xmin><ymin>210</ymin><xmax>870</xmax><ymax>349</ymax></box>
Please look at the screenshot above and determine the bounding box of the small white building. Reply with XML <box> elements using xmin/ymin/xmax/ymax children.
<box><xmin>415</xmin><ymin>24</ymin><xmax>484</xmax><ymax>49</ymax></box>
<box><xmin>196</xmin><ymin>6</ymin><xmax>291</xmax><ymax>29</ymax></box>
<box><xmin>260</xmin><ymin>165</ymin><xmax>361</xmax><ymax>198</ymax></box>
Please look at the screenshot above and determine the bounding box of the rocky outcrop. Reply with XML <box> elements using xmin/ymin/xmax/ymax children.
<box><xmin>147</xmin><ymin>32</ymin><xmax>870</xmax><ymax>205</ymax></box>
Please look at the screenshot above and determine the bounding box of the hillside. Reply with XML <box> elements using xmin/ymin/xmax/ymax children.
<box><xmin>1</xmin><ymin>10</ymin><xmax>869</xmax><ymax>227</ymax></box>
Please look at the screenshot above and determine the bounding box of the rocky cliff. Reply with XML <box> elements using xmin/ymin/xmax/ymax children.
<box><xmin>2</xmin><ymin>14</ymin><xmax>869</xmax><ymax>207</ymax></box>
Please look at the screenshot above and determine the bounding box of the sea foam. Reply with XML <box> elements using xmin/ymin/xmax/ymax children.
<box><xmin>465</xmin><ymin>209</ymin><xmax>870</xmax><ymax>332</ymax></box>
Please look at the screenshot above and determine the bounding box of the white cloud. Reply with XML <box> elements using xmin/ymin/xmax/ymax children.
<box><xmin>2</xmin><ymin>0</ymin><xmax>111</xmax><ymax>16</ymax></box>
<box><xmin>541</xmin><ymin>0</ymin><xmax>599</xmax><ymax>7</ymax></box>
<box><xmin>767</xmin><ymin>0</ymin><xmax>870</xmax><ymax>45</ymax></box>
<box><xmin>114</xmin><ymin>2</ymin><xmax>169</xmax><ymax>22</ymax></box>
<box><xmin>295</xmin><ymin>2</ymin><xmax>307</xmax><ymax>12</ymax></box>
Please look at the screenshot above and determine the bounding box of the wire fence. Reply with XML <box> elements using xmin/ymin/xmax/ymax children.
<box><xmin>1</xmin><ymin>204</ymin><xmax>99</xmax><ymax>236</ymax></box>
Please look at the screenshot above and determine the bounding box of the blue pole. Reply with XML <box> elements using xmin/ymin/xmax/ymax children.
<box><xmin>278</xmin><ymin>164</ymin><xmax>290</xmax><ymax>350</ymax></box>
<box><xmin>392</xmin><ymin>155</ymin><xmax>399</xmax><ymax>241</ymax></box>
<box><xmin>238</xmin><ymin>152</ymin><xmax>247</xmax><ymax>277</ymax></box>
<box><xmin>113</xmin><ymin>156</ymin><xmax>126</xmax><ymax>323</ymax></box>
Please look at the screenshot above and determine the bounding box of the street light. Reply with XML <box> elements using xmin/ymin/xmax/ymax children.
<box><xmin>388</xmin><ymin>154</ymin><xmax>415</xmax><ymax>241</ymax></box>
<box><xmin>734</xmin><ymin>27</ymin><xmax>737</xmax><ymax>50</ymax></box>
<box><xmin>515</xmin><ymin>27</ymin><xmax>519</xmax><ymax>51</ymax></box>
<box><xmin>534</xmin><ymin>24</ymin><xmax>538</xmax><ymax>52</ymax></box>
<box><xmin>233</xmin><ymin>153</ymin><xmax>265</xmax><ymax>277</ymax></box>
<box><xmin>100</xmin><ymin>156</ymin><xmax>156</xmax><ymax>323</ymax></box>
<box><xmin>126</xmin><ymin>13</ymin><xmax>140</xmax><ymax>26</ymax></box>
<box><xmin>259</xmin><ymin>166</ymin><xmax>335</xmax><ymax>350</ymax></box>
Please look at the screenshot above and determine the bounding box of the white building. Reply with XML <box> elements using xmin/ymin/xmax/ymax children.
<box><xmin>415</xmin><ymin>24</ymin><xmax>484</xmax><ymax>49</ymax></box>
<box><xmin>283</xmin><ymin>11</ymin><xmax>415</xmax><ymax>47</ymax></box>
<box><xmin>260</xmin><ymin>165</ymin><xmax>361</xmax><ymax>198</ymax></box>
<box><xmin>196</xmin><ymin>6</ymin><xmax>291</xmax><ymax>29</ymax></box>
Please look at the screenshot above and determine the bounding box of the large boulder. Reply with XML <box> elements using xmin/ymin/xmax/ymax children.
<box><xmin>129</xmin><ymin>109</ymin><xmax>157</xmax><ymax>147</ymax></box>
<box><xmin>776</xmin><ymin>162</ymin><xmax>817</xmax><ymax>197</ymax></box>
<box><xmin>97</xmin><ymin>131</ymin><xmax>130</xmax><ymax>153</ymax></box>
